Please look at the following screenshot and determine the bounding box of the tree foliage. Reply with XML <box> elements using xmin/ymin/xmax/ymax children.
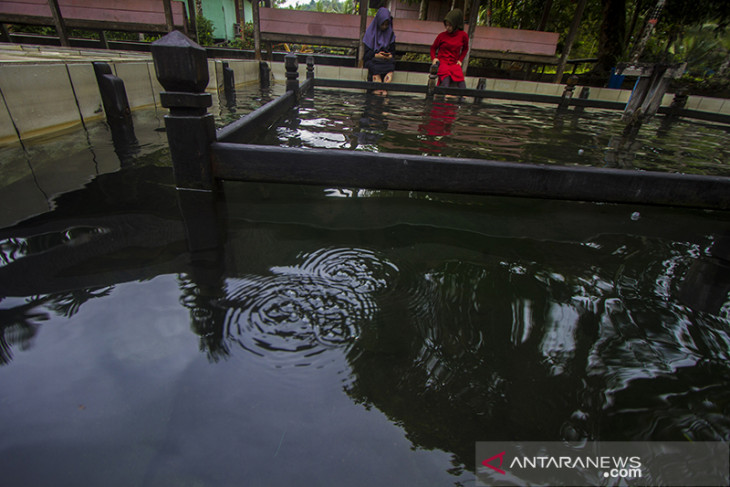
<box><xmin>297</xmin><ymin>0</ymin><xmax>357</xmax><ymax>14</ymax></box>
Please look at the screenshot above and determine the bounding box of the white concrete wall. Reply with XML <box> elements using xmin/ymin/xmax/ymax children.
<box><xmin>0</xmin><ymin>58</ymin><xmax>262</xmax><ymax>147</ymax></box>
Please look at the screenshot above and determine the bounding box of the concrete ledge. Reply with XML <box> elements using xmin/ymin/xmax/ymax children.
<box><xmin>0</xmin><ymin>64</ymin><xmax>81</xmax><ymax>140</ymax></box>
<box><xmin>0</xmin><ymin>99</ymin><xmax>19</xmax><ymax>145</ymax></box>
<box><xmin>67</xmin><ymin>63</ymin><xmax>104</xmax><ymax>122</ymax></box>
<box><xmin>114</xmin><ymin>62</ymin><xmax>157</xmax><ymax>109</ymax></box>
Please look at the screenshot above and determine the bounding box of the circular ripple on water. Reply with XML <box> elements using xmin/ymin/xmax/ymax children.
<box><xmin>294</xmin><ymin>247</ymin><xmax>399</xmax><ymax>294</ymax></box>
<box><xmin>222</xmin><ymin>273</ymin><xmax>377</xmax><ymax>360</ymax></box>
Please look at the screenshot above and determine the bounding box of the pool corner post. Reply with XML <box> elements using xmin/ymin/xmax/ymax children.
<box><xmin>151</xmin><ymin>30</ymin><xmax>216</xmax><ymax>191</ymax></box>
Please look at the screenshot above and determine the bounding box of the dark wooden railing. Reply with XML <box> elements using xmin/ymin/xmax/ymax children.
<box><xmin>150</xmin><ymin>31</ymin><xmax>730</xmax><ymax>211</ymax></box>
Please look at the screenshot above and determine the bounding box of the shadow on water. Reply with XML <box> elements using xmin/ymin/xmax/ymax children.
<box><xmin>2</xmin><ymin>86</ymin><xmax>730</xmax><ymax>484</ymax></box>
<box><xmin>4</xmin><ymin>164</ymin><xmax>730</xmax><ymax>478</ymax></box>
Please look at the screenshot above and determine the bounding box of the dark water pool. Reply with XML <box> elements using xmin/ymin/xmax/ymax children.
<box><xmin>258</xmin><ymin>89</ymin><xmax>730</xmax><ymax>176</ymax></box>
<box><xmin>1</xmin><ymin>84</ymin><xmax>729</xmax><ymax>486</ymax></box>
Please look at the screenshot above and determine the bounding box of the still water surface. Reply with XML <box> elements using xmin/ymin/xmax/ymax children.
<box><xmin>0</xmin><ymin>84</ymin><xmax>729</xmax><ymax>486</ymax></box>
<box><xmin>261</xmin><ymin>88</ymin><xmax>730</xmax><ymax>176</ymax></box>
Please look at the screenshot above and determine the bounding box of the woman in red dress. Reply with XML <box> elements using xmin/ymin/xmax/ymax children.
<box><xmin>430</xmin><ymin>9</ymin><xmax>469</xmax><ymax>88</ymax></box>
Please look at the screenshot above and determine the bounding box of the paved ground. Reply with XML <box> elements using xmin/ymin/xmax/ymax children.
<box><xmin>0</xmin><ymin>42</ymin><xmax>151</xmax><ymax>63</ymax></box>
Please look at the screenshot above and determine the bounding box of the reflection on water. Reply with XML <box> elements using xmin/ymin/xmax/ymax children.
<box><xmin>0</xmin><ymin>86</ymin><xmax>730</xmax><ymax>485</ymax></box>
<box><xmin>262</xmin><ymin>90</ymin><xmax>730</xmax><ymax>176</ymax></box>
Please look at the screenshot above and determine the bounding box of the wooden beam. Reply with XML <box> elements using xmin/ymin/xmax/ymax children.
<box><xmin>162</xmin><ymin>0</ymin><xmax>174</xmax><ymax>32</ymax></box>
<box><xmin>46</xmin><ymin>0</ymin><xmax>69</xmax><ymax>47</ymax></box>
<box><xmin>211</xmin><ymin>143</ymin><xmax>730</xmax><ymax>209</ymax></box>
<box><xmin>217</xmin><ymin>90</ymin><xmax>296</xmax><ymax>142</ymax></box>
<box><xmin>0</xmin><ymin>15</ymin><xmax>184</xmax><ymax>34</ymax></box>
<box><xmin>260</xmin><ymin>33</ymin><xmax>359</xmax><ymax>48</ymax></box>
<box><xmin>313</xmin><ymin>77</ymin><xmax>628</xmax><ymax>110</ymax></box>
<box><xmin>616</xmin><ymin>62</ymin><xmax>686</xmax><ymax>78</ymax></box>
<box><xmin>398</xmin><ymin>43</ymin><xmax>559</xmax><ymax>64</ymax></box>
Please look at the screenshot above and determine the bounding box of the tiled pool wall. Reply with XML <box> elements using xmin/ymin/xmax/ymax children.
<box><xmin>2</xmin><ymin>52</ymin><xmax>730</xmax><ymax>147</ymax></box>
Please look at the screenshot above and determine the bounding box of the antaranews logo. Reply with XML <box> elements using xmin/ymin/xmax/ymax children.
<box><xmin>475</xmin><ymin>441</ymin><xmax>730</xmax><ymax>487</ymax></box>
<box><xmin>482</xmin><ymin>451</ymin><xmax>506</xmax><ymax>475</ymax></box>
<box><xmin>482</xmin><ymin>450</ymin><xmax>641</xmax><ymax>479</ymax></box>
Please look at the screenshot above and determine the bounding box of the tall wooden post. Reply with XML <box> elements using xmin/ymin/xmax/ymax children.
<box><xmin>151</xmin><ymin>31</ymin><xmax>216</xmax><ymax>191</ymax></box>
<box><xmin>253</xmin><ymin>0</ymin><xmax>262</xmax><ymax>60</ymax></box>
<box><xmin>47</xmin><ymin>0</ymin><xmax>69</xmax><ymax>47</ymax></box>
<box><xmin>358</xmin><ymin>0</ymin><xmax>368</xmax><ymax>68</ymax></box>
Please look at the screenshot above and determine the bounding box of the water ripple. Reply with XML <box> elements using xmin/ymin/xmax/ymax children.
<box><xmin>220</xmin><ymin>247</ymin><xmax>398</xmax><ymax>363</ymax></box>
<box><xmin>293</xmin><ymin>247</ymin><xmax>399</xmax><ymax>294</ymax></box>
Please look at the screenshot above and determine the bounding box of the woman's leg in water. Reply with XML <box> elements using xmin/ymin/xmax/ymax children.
<box><xmin>439</xmin><ymin>77</ymin><xmax>465</xmax><ymax>88</ymax></box>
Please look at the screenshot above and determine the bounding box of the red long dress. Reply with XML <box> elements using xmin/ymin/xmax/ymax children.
<box><xmin>430</xmin><ymin>30</ymin><xmax>469</xmax><ymax>84</ymax></box>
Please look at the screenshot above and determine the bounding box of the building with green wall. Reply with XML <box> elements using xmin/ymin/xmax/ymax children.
<box><xmin>181</xmin><ymin>0</ymin><xmax>253</xmax><ymax>42</ymax></box>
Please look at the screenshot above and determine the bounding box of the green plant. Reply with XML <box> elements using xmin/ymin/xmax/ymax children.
<box><xmin>399</xmin><ymin>52</ymin><xmax>430</xmax><ymax>62</ymax></box>
<box><xmin>196</xmin><ymin>15</ymin><xmax>214</xmax><ymax>46</ymax></box>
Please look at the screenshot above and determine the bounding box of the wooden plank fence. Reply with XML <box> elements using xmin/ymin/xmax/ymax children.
<box><xmin>0</xmin><ymin>0</ymin><xmax>188</xmax><ymax>46</ymax></box>
<box><xmin>256</xmin><ymin>7</ymin><xmax>559</xmax><ymax>66</ymax></box>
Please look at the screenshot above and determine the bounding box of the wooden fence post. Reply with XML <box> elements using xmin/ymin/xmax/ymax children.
<box><xmin>285</xmin><ymin>53</ymin><xmax>299</xmax><ymax>94</ymax></box>
<box><xmin>47</xmin><ymin>0</ymin><xmax>69</xmax><ymax>47</ymax></box>
<box><xmin>558</xmin><ymin>75</ymin><xmax>578</xmax><ymax>109</ymax></box>
<box><xmin>162</xmin><ymin>0</ymin><xmax>174</xmax><ymax>32</ymax></box>
<box><xmin>358</xmin><ymin>0</ymin><xmax>368</xmax><ymax>68</ymax></box>
<box><xmin>427</xmin><ymin>61</ymin><xmax>439</xmax><ymax>98</ymax></box>
<box><xmin>151</xmin><ymin>31</ymin><xmax>216</xmax><ymax>191</ymax></box>
<box><xmin>473</xmin><ymin>77</ymin><xmax>486</xmax><ymax>104</ymax></box>
<box><xmin>306</xmin><ymin>55</ymin><xmax>315</xmax><ymax>80</ymax></box>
